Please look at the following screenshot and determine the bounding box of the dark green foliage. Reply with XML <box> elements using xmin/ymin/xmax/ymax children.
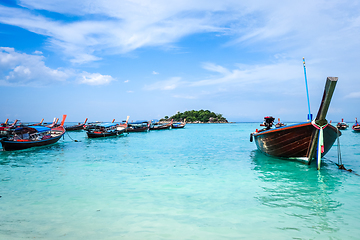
<box><xmin>163</xmin><ymin>109</ymin><xmax>228</xmax><ymax>123</ymax></box>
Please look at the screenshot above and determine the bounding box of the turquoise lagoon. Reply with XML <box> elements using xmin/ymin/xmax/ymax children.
<box><xmin>1</xmin><ymin>123</ymin><xmax>360</xmax><ymax>239</ymax></box>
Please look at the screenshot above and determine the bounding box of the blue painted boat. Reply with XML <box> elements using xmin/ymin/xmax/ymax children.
<box><xmin>86</xmin><ymin>122</ymin><xmax>126</xmax><ymax>138</ymax></box>
<box><xmin>1</xmin><ymin>115</ymin><xmax>67</xmax><ymax>151</ymax></box>
<box><xmin>352</xmin><ymin>118</ymin><xmax>360</xmax><ymax>132</ymax></box>
<box><xmin>126</xmin><ymin>120</ymin><xmax>150</xmax><ymax>132</ymax></box>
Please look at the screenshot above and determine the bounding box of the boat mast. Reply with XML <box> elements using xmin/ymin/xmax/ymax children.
<box><xmin>303</xmin><ymin>57</ymin><xmax>312</xmax><ymax>121</ymax></box>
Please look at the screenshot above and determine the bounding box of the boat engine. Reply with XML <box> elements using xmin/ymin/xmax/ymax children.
<box><xmin>263</xmin><ymin>116</ymin><xmax>275</xmax><ymax>130</ymax></box>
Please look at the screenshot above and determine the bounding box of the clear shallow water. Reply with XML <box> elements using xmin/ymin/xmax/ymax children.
<box><xmin>1</xmin><ymin>123</ymin><xmax>360</xmax><ymax>239</ymax></box>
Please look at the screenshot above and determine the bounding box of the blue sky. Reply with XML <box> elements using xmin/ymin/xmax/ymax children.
<box><xmin>0</xmin><ymin>0</ymin><xmax>359</xmax><ymax>123</ymax></box>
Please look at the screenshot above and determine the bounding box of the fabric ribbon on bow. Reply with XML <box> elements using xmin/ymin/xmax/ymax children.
<box><xmin>311</xmin><ymin>120</ymin><xmax>328</xmax><ymax>169</ymax></box>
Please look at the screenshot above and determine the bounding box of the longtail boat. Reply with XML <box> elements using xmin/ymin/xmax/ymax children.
<box><xmin>86</xmin><ymin>122</ymin><xmax>126</xmax><ymax>138</ymax></box>
<box><xmin>126</xmin><ymin>120</ymin><xmax>150</xmax><ymax>132</ymax></box>
<box><xmin>1</xmin><ymin>119</ymin><xmax>9</xmax><ymax>127</ymax></box>
<box><xmin>1</xmin><ymin>115</ymin><xmax>67</xmax><ymax>151</ymax></box>
<box><xmin>30</xmin><ymin>119</ymin><xmax>44</xmax><ymax>126</ymax></box>
<box><xmin>46</xmin><ymin>118</ymin><xmax>59</xmax><ymax>128</ymax></box>
<box><xmin>0</xmin><ymin>119</ymin><xmax>19</xmax><ymax>139</ymax></box>
<box><xmin>250</xmin><ymin>77</ymin><xmax>339</xmax><ymax>170</ymax></box>
<box><xmin>336</xmin><ymin>118</ymin><xmax>349</xmax><ymax>130</ymax></box>
<box><xmin>84</xmin><ymin>121</ymin><xmax>102</xmax><ymax>130</ymax></box>
<box><xmin>65</xmin><ymin>118</ymin><xmax>88</xmax><ymax>131</ymax></box>
<box><xmin>118</xmin><ymin>116</ymin><xmax>130</xmax><ymax>128</ymax></box>
<box><xmin>275</xmin><ymin>118</ymin><xmax>286</xmax><ymax>128</ymax></box>
<box><xmin>352</xmin><ymin>118</ymin><xmax>360</xmax><ymax>132</ymax></box>
<box><xmin>172</xmin><ymin>119</ymin><xmax>186</xmax><ymax>129</ymax></box>
<box><xmin>150</xmin><ymin>119</ymin><xmax>173</xmax><ymax>130</ymax></box>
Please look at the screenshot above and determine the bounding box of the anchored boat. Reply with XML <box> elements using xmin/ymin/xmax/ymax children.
<box><xmin>150</xmin><ymin>119</ymin><xmax>173</xmax><ymax>130</ymax></box>
<box><xmin>1</xmin><ymin>115</ymin><xmax>67</xmax><ymax>151</ymax></box>
<box><xmin>352</xmin><ymin>118</ymin><xmax>360</xmax><ymax>132</ymax></box>
<box><xmin>126</xmin><ymin>120</ymin><xmax>150</xmax><ymax>132</ymax></box>
<box><xmin>86</xmin><ymin>122</ymin><xmax>126</xmax><ymax>138</ymax></box>
<box><xmin>336</xmin><ymin>119</ymin><xmax>349</xmax><ymax>130</ymax></box>
<box><xmin>172</xmin><ymin>119</ymin><xmax>186</xmax><ymax>129</ymax></box>
<box><xmin>250</xmin><ymin>77</ymin><xmax>340</xmax><ymax>170</ymax></box>
<box><xmin>65</xmin><ymin>118</ymin><xmax>88</xmax><ymax>131</ymax></box>
<box><xmin>0</xmin><ymin>119</ymin><xmax>19</xmax><ymax>139</ymax></box>
<box><xmin>275</xmin><ymin>118</ymin><xmax>286</xmax><ymax>128</ymax></box>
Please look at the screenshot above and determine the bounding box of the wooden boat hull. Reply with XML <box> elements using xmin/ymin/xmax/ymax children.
<box><xmin>86</xmin><ymin>128</ymin><xmax>125</xmax><ymax>138</ymax></box>
<box><xmin>126</xmin><ymin>126</ymin><xmax>149</xmax><ymax>132</ymax></box>
<box><xmin>352</xmin><ymin>125</ymin><xmax>360</xmax><ymax>132</ymax></box>
<box><xmin>253</xmin><ymin>122</ymin><xmax>339</xmax><ymax>161</ymax></box>
<box><xmin>65</xmin><ymin>125</ymin><xmax>84</xmax><ymax>131</ymax></box>
<box><xmin>150</xmin><ymin>125</ymin><xmax>171</xmax><ymax>130</ymax></box>
<box><xmin>336</xmin><ymin>124</ymin><xmax>348</xmax><ymax>130</ymax></box>
<box><xmin>1</xmin><ymin>115</ymin><xmax>67</xmax><ymax>151</ymax></box>
<box><xmin>1</xmin><ymin>132</ymin><xmax>64</xmax><ymax>151</ymax></box>
<box><xmin>172</xmin><ymin>124</ymin><xmax>185</xmax><ymax>128</ymax></box>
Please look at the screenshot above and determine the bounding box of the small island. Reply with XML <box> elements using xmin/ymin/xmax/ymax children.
<box><xmin>160</xmin><ymin>110</ymin><xmax>228</xmax><ymax>123</ymax></box>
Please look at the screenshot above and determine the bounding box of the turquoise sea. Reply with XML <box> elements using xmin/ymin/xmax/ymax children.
<box><xmin>1</xmin><ymin>123</ymin><xmax>360</xmax><ymax>239</ymax></box>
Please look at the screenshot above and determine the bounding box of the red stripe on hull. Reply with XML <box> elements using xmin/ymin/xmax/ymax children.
<box><xmin>1</xmin><ymin>134</ymin><xmax>64</xmax><ymax>151</ymax></box>
<box><xmin>126</xmin><ymin>127</ymin><xmax>149</xmax><ymax>132</ymax></box>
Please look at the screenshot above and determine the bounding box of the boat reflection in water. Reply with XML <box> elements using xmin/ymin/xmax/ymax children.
<box><xmin>250</xmin><ymin>150</ymin><xmax>344</xmax><ymax>236</ymax></box>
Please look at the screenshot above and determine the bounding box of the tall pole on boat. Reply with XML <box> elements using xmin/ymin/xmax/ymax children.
<box><xmin>307</xmin><ymin>77</ymin><xmax>338</xmax><ymax>170</ymax></box>
<box><xmin>303</xmin><ymin>57</ymin><xmax>312</xmax><ymax>121</ymax></box>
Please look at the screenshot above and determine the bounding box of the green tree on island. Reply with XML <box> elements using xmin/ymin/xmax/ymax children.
<box><xmin>161</xmin><ymin>110</ymin><xmax>228</xmax><ymax>123</ymax></box>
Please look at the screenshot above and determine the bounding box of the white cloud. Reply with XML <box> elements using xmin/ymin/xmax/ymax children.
<box><xmin>1</xmin><ymin>1</ymin><xmax>360</xmax><ymax>66</ymax></box>
<box><xmin>78</xmin><ymin>72</ymin><xmax>115</xmax><ymax>85</ymax></box>
<box><xmin>191</xmin><ymin>61</ymin><xmax>302</xmax><ymax>88</ymax></box>
<box><xmin>124</xmin><ymin>80</ymin><xmax>129</xmax><ymax>83</ymax></box>
<box><xmin>173</xmin><ymin>94</ymin><xmax>197</xmax><ymax>99</ymax></box>
<box><xmin>345</xmin><ymin>92</ymin><xmax>360</xmax><ymax>99</ymax></box>
<box><xmin>0</xmin><ymin>1</ymin><xmax>252</xmax><ymax>64</ymax></box>
<box><xmin>0</xmin><ymin>47</ymin><xmax>115</xmax><ymax>86</ymax></box>
<box><xmin>152</xmin><ymin>71</ymin><xmax>159</xmax><ymax>75</ymax></box>
<box><xmin>0</xmin><ymin>47</ymin><xmax>69</xmax><ymax>86</ymax></box>
<box><xmin>202</xmin><ymin>62</ymin><xmax>231</xmax><ymax>75</ymax></box>
<box><xmin>142</xmin><ymin>61</ymin><xmax>304</xmax><ymax>97</ymax></box>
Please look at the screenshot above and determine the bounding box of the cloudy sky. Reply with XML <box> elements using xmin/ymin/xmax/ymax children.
<box><xmin>1</xmin><ymin>0</ymin><xmax>359</xmax><ymax>123</ymax></box>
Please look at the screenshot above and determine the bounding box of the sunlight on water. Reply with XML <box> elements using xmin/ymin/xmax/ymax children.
<box><xmin>1</xmin><ymin>123</ymin><xmax>360</xmax><ymax>239</ymax></box>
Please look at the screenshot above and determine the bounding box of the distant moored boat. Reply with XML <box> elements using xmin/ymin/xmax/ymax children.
<box><xmin>65</xmin><ymin>118</ymin><xmax>88</xmax><ymax>131</ymax></box>
<box><xmin>352</xmin><ymin>118</ymin><xmax>360</xmax><ymax>132</ymax></box>
<box><xmin>172</xmin><ymin>119</ymin><xmax>186</xmax><ymax>129</ymax></box>
<box><xmin>86</xmin><ymin>118</ymin><xmax>128</xmax><ymax>138</ymax></box>
<box><xmin>126</xmin><ymin>120</ymin><xmax>150</xmax><ymax>132</ymax></box>
<box><xmin>336</xmin><ymin>118</ymin><xmax>349</xmax><ymax>130</ymax></box>
<box><xmin>150</xmin><ymin>119</ymin><xmax>173</xmax><ymax>130</ymax></box>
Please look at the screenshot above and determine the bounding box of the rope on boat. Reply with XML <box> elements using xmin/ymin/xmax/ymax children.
<box><xmin>336</xmin><ymin>128</ymin><xmax>343</xmax><ymax>166</ymax></box>
<box><xmin>334</xmin><ymin>128</ymin><xmax>355</xmax><ymax>173</ymax></box>
<box><xmin>66</xmin><ymin>131</ymin><xmax>80</xmax><ymax>142</ymax></box>
<box><xmin>311</xmin><ymin>120</ymin><xmax>328</xmax><ymax>170</ymax></box>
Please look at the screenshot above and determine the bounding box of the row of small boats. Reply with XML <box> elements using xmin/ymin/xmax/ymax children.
<box><xmin>0</xmin><ymin>71</ymin><xmax>356</xmax><ymax>171</ymax></box>
<box><xmin>275</xmin><ymin>117</ymin><xmax>360</xmax><ymax>131</ymax></box>
<box><xmin>0</xmin><ymin>117</ymin><xmax>186</xmax><ymax>151</ymax></box>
